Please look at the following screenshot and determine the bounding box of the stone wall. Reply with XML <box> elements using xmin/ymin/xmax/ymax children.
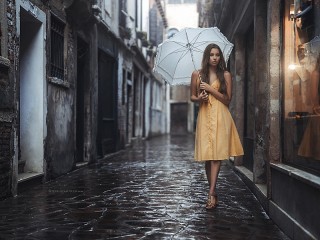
<box><xmin>0</xmin><ymin>121</ymin><xmax>12</xmax><ymax>199</ymax></box>
<box><xmin>0</xmin><ymin>0</ymin><xmax>16</xmax><ymax>199</ymax></box>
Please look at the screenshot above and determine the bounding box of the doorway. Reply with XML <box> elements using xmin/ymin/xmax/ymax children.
<box><xmin>76</xmin><ymin>37</ymin><xmax>89</xmax><ymax>163</ymax></box>
<box><xmin>97</xmin><ymin>50</ymin><xmax>117</xmax><ymax>156</ymax></box>
<box><xmin>18</xmin><ymin>5</ymin><xmax>46</xmax><ymax>177</ymax></box>
<box><xmin>170</xmin><ymin>103</ymin><xmax>188</xmax><ymax>135</ymax></box>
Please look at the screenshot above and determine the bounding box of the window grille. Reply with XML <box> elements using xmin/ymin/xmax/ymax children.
<box><xmin>50</xmin><ymin>15</ymin><xmax>65</xmax><ymax>80</ymax></box>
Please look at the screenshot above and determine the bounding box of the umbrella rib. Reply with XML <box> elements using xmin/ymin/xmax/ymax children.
<box><xmin>184</xmin><ymin>30</ymin><xmax>197</xmax><ymax>71</ymax></box>
<box><xmin>157</xmin><ymin>47</ymin><xmax>187</xmax><ymax>66</ymax></box>
<box><xmin>171</xmin><ymin>47</ymin><xmax>195</xmax><ymax>78</ymax></box>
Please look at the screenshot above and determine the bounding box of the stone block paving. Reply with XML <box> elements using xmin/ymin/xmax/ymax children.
<box><xmin>0</xmin><ymin>135</ymin><xmax>290</xmax><ymax>240</ymax></box>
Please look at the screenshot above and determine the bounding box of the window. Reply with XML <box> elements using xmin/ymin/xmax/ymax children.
<box><xmin>50</xmin><ymin>14</ymin><xmax>65</xmax><ymax>80</ymax></box>
<box><xmin>282</xmin><ymin>0</ymin><xmax>320</xmax><ymax>174</ymax></box>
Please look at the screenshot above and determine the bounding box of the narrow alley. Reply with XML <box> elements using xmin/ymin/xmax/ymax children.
<box><xmin>0</xmin><ymin>135</ymin><xmax>289</xmax><ymax>240</ymax></box>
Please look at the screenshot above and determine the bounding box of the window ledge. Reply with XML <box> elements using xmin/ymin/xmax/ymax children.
<box><xmin>48</xmin><ymin>77</ymin><xmax>70</xmax><ymax>88</ymax></box>
<box><xmin>234</xmin><ymin>165</ymin><xmax>268</xmax><ymax>197</ymax></box>
<box><xmin>271</xmin><ymin>163</ymin><xmax>320</xmax><ymax>190</ymax></box>
<box><xmin>0</xmin><ymin>56</ymin><xmax>10</xmax><ymax>68</ymax></box>
<box><xmin>151</xmin><ymin>107</ymin><xmax>162</xmax><ymax>112</ymax></box>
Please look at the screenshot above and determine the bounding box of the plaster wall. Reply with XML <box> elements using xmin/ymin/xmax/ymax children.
<box><xmin>99</xmin><ymin>0</ymin><xmax>119</xmax><ymax>36</ymax></box>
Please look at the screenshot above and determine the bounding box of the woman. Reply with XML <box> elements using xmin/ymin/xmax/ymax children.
<box><xmin>190</xmin><ymin>43</ymin><xmax>244</xmax><ymax>210</ymax></box>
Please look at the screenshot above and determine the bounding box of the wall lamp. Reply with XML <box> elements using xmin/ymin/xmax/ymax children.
<box><xmin>290</xmin><ymin>4</ymin><xmax>295</xmax><ymax>21</ymax></box>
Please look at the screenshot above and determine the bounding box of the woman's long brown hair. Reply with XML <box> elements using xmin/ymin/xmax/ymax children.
<box><xmin>200</xmin><ymin>43</ymin><xmax>227</xmax><ymax>94</ymax></box>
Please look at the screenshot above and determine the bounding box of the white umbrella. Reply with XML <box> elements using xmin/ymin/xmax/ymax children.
<box><xmin>153</xmin><ymin>27</ymin><xmax>234</xmax><ymax>85</ymax></box>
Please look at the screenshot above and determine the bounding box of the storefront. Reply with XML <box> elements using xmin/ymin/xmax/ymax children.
<box><xmin>282</xmin><ymin>0</ymin><xmax>320</xmax><ymax>175</ymax></box>
<box><xmin>198</xmin><ymin>0</ymin><xmax>320</xmax><ymax>239</ymax></box>
<box><xmin>270</xmin><ymin>1</ymin><xmax>320</xmax><ymax>239</ymax></box>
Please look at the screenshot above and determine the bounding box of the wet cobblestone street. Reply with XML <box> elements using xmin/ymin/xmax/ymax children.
<box><xmin>0</xmin><ymin>135</ymin><xmax>290</xmax><ymax>240</ymax></box>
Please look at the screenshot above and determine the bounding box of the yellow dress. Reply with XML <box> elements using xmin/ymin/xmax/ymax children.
<box><xmin>298</xmin><ymin>115</ymin><xmax>320</xmax><ymax>160</ymax></box>
<box><xmin>194</xmin><ymin>80</ymin><xmax>244</xmax><ymax>161</ymax></box>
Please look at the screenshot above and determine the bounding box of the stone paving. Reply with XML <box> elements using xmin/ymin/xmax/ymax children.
<box><xmin>0</xmin><ymin>135</ymin><xmax>290</xmax><ymax>240</ymax></box>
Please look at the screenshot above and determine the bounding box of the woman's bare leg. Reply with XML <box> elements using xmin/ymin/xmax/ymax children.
<box><xmin>205</xmin><ymin>161</ymin><xmax>211</xmax><ymax>185</ymax></box>
<box><xmin>209</xmin><ymin>160</ymin><xmax>221</xmax><ymax>195</ymax></box>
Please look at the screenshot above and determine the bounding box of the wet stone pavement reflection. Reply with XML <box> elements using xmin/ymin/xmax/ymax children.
<box><xmin>0</xmin><ymin>135</ymin><xmax>290</xmax><ymax>240</ymax></box>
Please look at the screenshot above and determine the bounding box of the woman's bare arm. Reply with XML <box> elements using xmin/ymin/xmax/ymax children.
<box><xmin>190</xmin><ymin>70</ymin><xmax>208</xmax><ymax>103</ymax></box>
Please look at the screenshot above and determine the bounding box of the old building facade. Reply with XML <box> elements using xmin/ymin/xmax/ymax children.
<box><xmin>0</xmin><ymin>0</ymin><xmax>168</xmax><ymax>200</ymax></box>
<box><xmin>198</xmin><ymin>0</ymin><xmax>320</xmax><ymax>239</ymax></box>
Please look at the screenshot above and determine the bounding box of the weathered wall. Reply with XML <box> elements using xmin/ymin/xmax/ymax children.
<box><xmin>0</xmin><ymin>0</ymin><xmax>16</xmax><ymax>199</ymax></box>
<box><xmin>253</xmin><ymin>0</ymin><xmax>268</xmax><ymax>184</ymax></box>
<box><xmin>230</xmin><ymin>34</ymin><xmax>245</xmax><ymax>166</ymax></box>
<box><xmin>46</xmin><ymin>84</ymin><xmax>76</xmax><ymax>178</ymax></box>
<box><xmin>41</xmin><ymin>0</ymin><xmax>77</xmax><ymax>178</ymax></box>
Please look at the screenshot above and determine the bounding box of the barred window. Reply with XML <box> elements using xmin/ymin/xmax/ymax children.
<box><xmin>50</xmin><ymin>15</ymin><xmax>65</xmax><ymax>80</ymax></box>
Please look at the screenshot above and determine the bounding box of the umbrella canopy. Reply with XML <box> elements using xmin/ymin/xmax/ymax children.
<box><xmin>153</xmin><ymin>27</ymin><xmax>234</xmax><ymax>85</ymax></box>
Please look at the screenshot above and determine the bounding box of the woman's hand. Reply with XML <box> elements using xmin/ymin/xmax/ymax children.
<box><xmin>199</xmin><ymin>82</ymin><xmax>211</xmax><ymax>92</ymax></box>
<box><xmin>199</xmin><ymin>90</ymin><xmax>208</xmax><ymax>102</ymax></box>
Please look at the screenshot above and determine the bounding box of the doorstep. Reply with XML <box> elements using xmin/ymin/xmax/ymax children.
<box><xmin>18</xmin><ymin>172</ymin><xmax>44</xmax><ymax>193</ymax></box>
<box><xmin>18</xmin><ymin>172</ymin><xmax>44</xmax><ymax>182</ymax></box>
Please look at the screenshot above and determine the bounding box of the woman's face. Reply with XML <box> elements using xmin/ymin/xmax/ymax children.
<box><xmin>209</xmin><ymin>48</ymin><xmax>220</xmax><ymax>67</ymax></box>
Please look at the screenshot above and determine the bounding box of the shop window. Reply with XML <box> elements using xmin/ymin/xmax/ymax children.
<box><xmin>50</xmin><ymin>14</ymin><xmax>65</xmax><ymax>80</ymax></box>
<box><xmin>282</xmin><ymin>0</ymin><xmax>320</xmax><ymax>174</ymax></box>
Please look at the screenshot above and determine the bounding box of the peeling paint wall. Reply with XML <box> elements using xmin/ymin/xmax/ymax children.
<box><xmin>46</xmin><ymin>86</ymin><xmax>75</xmax><ymax>177</ymax></box>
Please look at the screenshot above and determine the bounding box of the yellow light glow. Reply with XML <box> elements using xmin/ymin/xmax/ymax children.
<box><xmin>288</xmin><ymin>64</ymin><xmax>298</xmax><ymax>70</ymax></box>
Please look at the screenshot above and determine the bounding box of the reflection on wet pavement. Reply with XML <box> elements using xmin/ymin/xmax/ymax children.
<box><xmin>0</xmin><ymin>135</ymin><xmax>290</xmax><ymax>239</ymax></box>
